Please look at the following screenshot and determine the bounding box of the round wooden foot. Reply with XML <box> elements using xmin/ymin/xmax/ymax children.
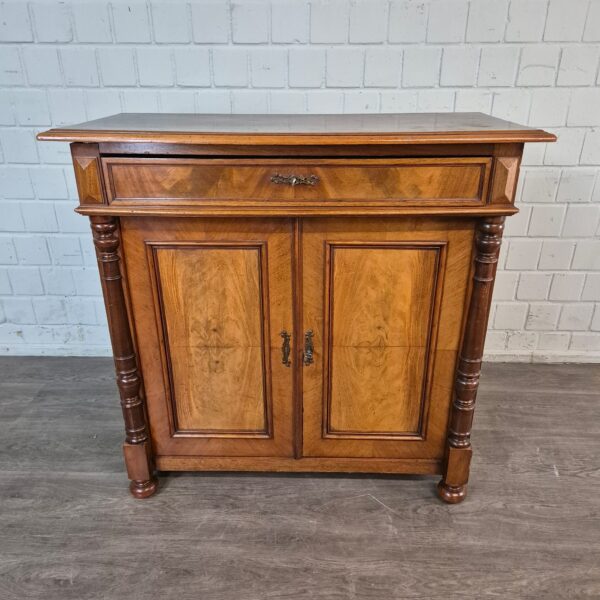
<box><xmin>130</xmin><ymin>477</ymin><xmax>158</xmax><ymax>499</ymax></box>
<box><xmin>437</xmin><ymin>480</ymin><xmax>467</xmax><ymax>504</ymax></box>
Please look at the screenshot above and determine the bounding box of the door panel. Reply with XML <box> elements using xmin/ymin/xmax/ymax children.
<box><xmin>302</xmin><ymin>217</ymin><xmax>475</xmax><ymax>459</ymax></box>
<box><xmin>120</xmin><ymin>218</ymin><xmax>294</xmax><ymax>457</ymax></box>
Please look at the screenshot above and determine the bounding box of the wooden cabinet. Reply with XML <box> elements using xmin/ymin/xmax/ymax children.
<box><xmin>38</xmin><ymin>113</ymin><xmax>555</xmax><ymax>502</ymax></box>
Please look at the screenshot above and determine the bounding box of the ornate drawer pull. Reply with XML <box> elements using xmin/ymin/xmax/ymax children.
<box><xmin>303</xmin><ymin>330</ymin><xmax>314</xmax><ymax>366</ymax></box>
<box><xmin>280</xmin><ymin>330</ymin><xmax>291</xmax><ymax>367</ymax></box>
<box><xmin>270</xmin><ymin>174</ymin><xmax>319</xmax><ymax>187</ymax></box>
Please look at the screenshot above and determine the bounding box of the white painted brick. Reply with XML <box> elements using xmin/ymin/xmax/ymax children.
<box><xmin>173</xmin><ymin>48</ymin><xmax>210</xmax><ymax>87</ymax></box>
<box><xmin>556</xmin><ymin>168</ymin><xmax>595</xmax><ymax>203</ymax></box>
<box><xmin>311</xmin><ymin>0</ymin><xmax>349</xmax><ymax>43</ymax></box>
<box><xmin>77</xmin><ymin>237</ymin><xmax>95</xmax><ymax>266</ymax></box>
<box><xmin>213</xmin><ymin>49</ymin><xmax>248</xmax><ymax>87</ymax></box>
<box><xmin>196</xmin><ymin>90</ymin><xmax>231</xmax><ymax>113</ymax></box>
<box><xmin>191</xmin><ymin>1</ymin><xmax>229</xmax><ymax>43</ymax></box>
<box><xmin>137</xmin><ymin>48</ymin><xmax>174</xmax><ymax>87</ymax></box>
<box><xmin>505</xmin><ymin>0</ymin><xmax>547</xmax><ymax>41</ymax></box>
<box><xmin>528</xmin><ymin>204</ymin><xmax>565</xmax><ymax>237</ymax></box>
<box><xmin>98</xmin><ymin>48</ymin><xmax>137</xmax><ymax>86</ymax></box>
<box><xmin>544</xmin><ymin>0</ymin><xmax>588</xmax><ymax>41</ymax></box>
<box><xmin>557</xmin><ymin>46</ymin><xmax>600</xmax><ymax>86</ymax></box>
<box><xmin>549</xmin><ymin>273</ymin><xmax>585</xmax><ymax>301</ymax></box>
<box><xmin>0</xmin><ymin>167</ymin><xmax>33</xmax><ymax>199</ymax></box>
<box><xmin>0</xmin><ymin>129</ymin><xmax>38</xmax><ymax>164</ymax></box>
<box><xmin>122</xmin><ymin>89</ymin><xmax>159</xmax><ymax>112</ymax></box>
<box><xmin>417</xmin><ymin>90</ymin><xmax>455</xmax><ymax>112</ymax></box>
<box><xmin>306</xmin><ymin>90</ymin><xmax>344</xmax><ymax>113</ymax></box>
<box><xmin>22</xmin><ymin>47</ymin><xmax>62</xmax><ymax>86</ymax></box>
<box><xmin>584</xmin><ymin>1</ymin><xmax>600</xmax><ymax>41</ymax></box>
<box><xmin>60</xmin><ymin>48</ymin><xmax>99</xmax><ymax>87</ymax></box>
<box><xmin>537</xmin><ymin>332</ymin><xmax>570</xmax><ymax>350</ymax></box>
<box><xmin>494</xmin><ymin>271</ymin><xmax>519</xmax><ymax>300</ymax></box>
<box><xmin>0</xmin><ymin>269</ymin><xmax>11</xmax><ymax>294</ymax></box>
<box><xmin>30</xmin><ymin>167</ymin><xmax>68</xmax><ymax>200</ymax></box>
<box><xmin>582</xmin><ymin>274</ymin><xmax>600</xmax><ymax>301</ymax></box>
<box><xmin>48</xmin><ymin>90</ymin><xmax>87</xmax><ymax>126</ymax></box>
<box><xmin>65</xmin><ymin>297</ymin><xmax>97</xmax><ymax>325</ymax></box>
<box><xmin>562</xmin><ymin>205</ymin><xmax>600</xmax><ymax>238</ymax></box>
<box><xmin>73</xmin><ymin>267</ymin><xmax>102</xmax><ymax>296</ymax></box>
<box><xmin>517</xmin><ymin>273</ymin><xmax>552</xmax><ymax>300</ymax></box>
<box><xmin>0</xmin><ymin>237</ymin><xmax>17</xmax><ymax>264</ymax></box>
<box><xmin>37</xmin><ymin>142</ymin><xmax>70</xmax><ymax>166</ymax></box>
<box><xmin>151</xmin><ymin>2</ymin><xmax>190</xmax><ymax>43</ymax></box>
<box><xmin>250</xmin><ymin>49</ymin><xmax>287</xmax><ymax>88</ymax></box>
<box><xmin>0</xmin><ymin>201</ymin><xmax>24</xmax><ymax>232</ymax></box>
<box><xmin>13</xmin><ymin>236</ymin><xmax>50</xmax><ymax>265</ymax></box>
<box><xmin>0</xmin><ymin>89</ymin><xmax>14</xmax><ymax>125</ymax></box>
<box><xmin>492</xmin><ymin>90</ymin><xmax>531</xmax><ymax>124</ymax></box>
<box><xmin>30</xmin><ymin>2</ymin><xmax>72</xmax><ymax>42</ymax></box>
<box><xmin>544</xmin><ymin>128</ymin><xmax>585</xmax><ymax>166</ymax></box>
<box><xmin>2</xmin><ymin>298</ymin><xmax>36</xmax><ymax>324</ymax></box>
<box><xmin>427</xmin><ymin>0</ymin><xmax>468</xmax><ymax>42</ymax></box>
<box><xmin>47</xmin><ymin>237</ymin><xmax>82</xmax><ymax>266</ymax></box>
<box><xmin>11</xmin><ymin>90</ymin><xmax>50</xmax><ymax>126</ymax></box>
<box><xmin>526</xmin><ymin>303</ymin><xmax>561</xmax><ymax>330</ymax></box>
<box><xmin>539</xmin><ymin>240</ymin><xmax>576</xmax><ymax>270</ymax></box>
<box><xmin>478</xmin><ymin>46</ymin><xmax>519</xmax><ymax>87</ymax></box>
<box><xmin>440</xmin><ymin>47</ymin><xmax>479</xmax><ymax>87</ymax></box>
<box><xmin>495</xmin><ymin>302</ymin><xmax>528</xmax><ymax>329</ymax></box>
<box><xmin>570</xmin><ymin>332</ymin><xmax>600</xmax><ymax>350</ymax></box>
<box><xmin>389</xmin><ymin>1</ymin><xmax>428</xmax><ymax>43</ymax></box>
<box><xmin>517</xmin><ymin>45</ymin><xmax>560</xmax><ymax>86</ymax></box>
<box><xmin>344</xmin><ymin>91</ymin><xmax>380</xmax><ymax>113</ymax></box>
<box><xmin>521</xmin><ymin>169</ymin><xmax>560</xmax><ymax>203</ymax></box>
<box><xmin>349</xmin><ymin>0</ymin><xmax>388</xmax><ymax>43</ymax></box>
<box><xmin>379</xmin><ymin>90</ymin><xmax>418</xmax><ymax>112</ymax></box>
<box><xmin>568</xmin><ymin>89</ymin><xmax>600</xmax><ymax>127</ymax></box>
<box><xmin>467</xmin><ymin>0</ymin><xmax>508</xmax><ymax>42</ymax></box>
<box><xmin>0</xmin><ymin>46</ymin><xmax>24</xmax><ymax>86</ymax></box>
<box><xmin>20</xmin><ymin>202</ymin><xmax>58</xmax><ymax>233</ymax></box>
<box><xmin>326</xmin><ymin>48</ymin><xmax>364</xmax><ymax>87</ymax></box>
<box><xmin>580</xmin><ymin>129</ymin><xmax>600</xmax><ymax>165</ymax></box>
<box><xmin>402</xmin><ymin>47</ymin><xmax>441</xmax><ymax>88</ymax></box>
<box><xmin>232</xmin><ymin>1</ymin><xmax>269</xmax><ymax>43</ymax></box>
<box><xmin>593</xmin><ymin>305</ymin><xmax>600</xmax><ymax>331</ymax></box>
<box><xmin>454</xmin><ymin>90</ymin><xmax>492</xmax><ymax>113</ymax></box>
<box><xmin>0</xmin><ymin>2</ymin><xmax>33</xmax><ymax>41</ymax></box>
<box><xmin>159</xmin><ymin>91</ymin><xmax>196</xmax><ymax>113</ymax></box>
<box><xmin>529</xmin><ymin>89</ymin><xmax>570</xmax><ymax>127</ymax></box>
<box><xmin>40</xmin><ymin>267</ymin><xmax>75</xmax><ymax>296</ymax></box>
<box><xmin>506</xmin><ymin>240</ymin><xmax>542</xmax><ymax>270</ymax></box>
<box><xmin>485</xmin><ymin>330</ymin><xmax>507</xmax><ymax>350</ymax></box>
<box><xmin>269</xmin><ymin>91</ymin><xmax>305</xmax><ymax>113</ymax></box>
<box><xmin>231</xmin><ymin>90</ymin><xmax>269</xmax><ymax>113</ymax></box>
<box><xmin>84</xmin><ymin>90</ymin><xmax>122</xmax><ymax>121</ymax></box>
<box><xmin>54</xmin><ymin>203</ymin><xmax>88</xmax><ymax>233</ymax></box>
<box><xmin>558</xmin><ymin>303</ymin><xmax>594</xmax><ymax>330</ymax></box>
<box><xmin>72</xmin><ymin>3</ymin><xmax>111</xmax><ymax>42</ymax></box>
<box><xmin>364</xmin><ymin>48</ymin><xmax>402</xmax><ymax>88</ymax></box>
<box><xmin>272</xmin><ymin>0</ymin><xmax>308</xmax><ymax>43</ymax></box>
<box><xmin>112</xmin><ymin>2</ymin><xmax>151</xmax><ymax>43</ymax></box>
<box><xmin>289</xmin><ymin>49</ymin><xmax>325</xmax><ymax>88</ymax></box>
<box><xmin>32</xmin><ymin>297</ymin><xmax>68</xmax><ymax>325</ymax></box>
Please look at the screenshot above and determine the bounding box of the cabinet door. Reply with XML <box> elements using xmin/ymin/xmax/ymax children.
<box><xmin>120</xmin><ymin>218</ymin><xmax>294</xmax><ymax>457</ymax></box>
<box><xmin>302</xmin><ymin>217</ymin><xmax>475</xmax><ymax>459</ymax></box>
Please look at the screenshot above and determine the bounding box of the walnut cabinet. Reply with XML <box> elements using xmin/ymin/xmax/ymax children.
<box><xmin>38</xmin><ymin>113</ymin><xmax>555</xmax><ymax>502</ymax></box>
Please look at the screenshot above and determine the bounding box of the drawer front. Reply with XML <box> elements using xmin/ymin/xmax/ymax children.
<box><xmin>103</xmin><ymin>157</ymin><xmax>491</xmax><ymax>207</ymax></box>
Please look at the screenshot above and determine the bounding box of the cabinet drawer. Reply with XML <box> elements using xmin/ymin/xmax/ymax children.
<box><xmin>103</xmin><ymin>157</ymin><xmax>492</xmax><ymax>207</ymax></box>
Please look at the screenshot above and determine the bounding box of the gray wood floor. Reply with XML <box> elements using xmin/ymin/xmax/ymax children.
<box><xmin>0</xmin><ymin>358</ymin><xmax>599</xmax><ymax>600</ymax></box>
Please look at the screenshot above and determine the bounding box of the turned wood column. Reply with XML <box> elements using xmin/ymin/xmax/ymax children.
<box><xmin>438</xmin><ymin>216</ymin><xmax>505</xmax><ymax>504</ymax></box>
<box><xmin>91</xmin><ymin>216</ymin><xmax>158</xmax><ymax>499</ymax></box>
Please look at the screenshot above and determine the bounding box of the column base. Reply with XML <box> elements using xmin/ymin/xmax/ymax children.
<box><xmin>437</xmin><ymin>480</ymin><xmax>467</xmax><ymax>504</ymax></box>
<box><xmin>130</xmin><ymin>476</ymin><xmax>158</xmax><ymax>499</ymax></box>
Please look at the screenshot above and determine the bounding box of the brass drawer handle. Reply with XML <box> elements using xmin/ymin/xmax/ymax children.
<box><xmin>303</xmin><ymin>330</ymin><xmax>314</xmax><ymax>366</ymax></box>
<box><xmin>280</xmin><ymin>330</ymin><xmax>291</xmax><ymax>367</ymax></box>
<box><xmin>270</xmin><ymin>174</ymin><xmax>319</xmax><ymax>187</ymax></box>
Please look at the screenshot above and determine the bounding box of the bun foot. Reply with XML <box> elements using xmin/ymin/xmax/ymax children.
<box><xmin>129</xmin><ymin>477</ymin><xmax>158</xmax><ymax>499</ymax></box>
<box><xmin>437</xmin><ymin>480</ymin><xmax>467</xmax><ymax>504</ymax></box>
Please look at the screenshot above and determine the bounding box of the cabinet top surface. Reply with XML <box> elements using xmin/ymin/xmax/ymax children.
<box><xmin>38</xmin><ymin>112</ymin><xmax>555</xmax><ymax>146</ymax></box>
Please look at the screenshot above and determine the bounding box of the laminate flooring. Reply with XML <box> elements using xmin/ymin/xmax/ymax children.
<box><xmin>0</xmin><ymin>358</ymin><xmax>599</xmax><ymax>599</ymax></box>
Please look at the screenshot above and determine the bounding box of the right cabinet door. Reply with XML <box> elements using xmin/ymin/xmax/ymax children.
<box><xmin>301</xmin><ymin>217</ymin><xmax>475</xmax><ymax>460</ymax></box>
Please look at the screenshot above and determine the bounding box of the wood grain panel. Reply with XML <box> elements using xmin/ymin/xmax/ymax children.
<box><xmin>152</xmin><ymin>244</ymin><xmax>269</xmax><ymax>435</ymax></box>
<box><xmin>327</xmin><ymin>244</ymin><xmax>441</xmax><ymax>438</ymax></box>
<box><xmin>302</xmin><ymin>217</ymin><xmax>475</xmax><ymax>459</ymax></box>
<box><xmin>103</xmin><ymin>158</ymin><xmax>491</xmax><ymax>207</ymax></box>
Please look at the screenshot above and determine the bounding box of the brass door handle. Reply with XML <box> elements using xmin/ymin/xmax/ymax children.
<box><xmin>280</xmin><ymin>330</ymin><xmax>291</xmax><ymax>367</ymax></box>
<box><xmin>303</xmin><ymin>330</ymin><xmax>314</xmax><ymax>366</ymax></box>
<box><xmin>270</xmin><ymin>174</ymin><xmax>319</xmax><ymax>187</ymax></box>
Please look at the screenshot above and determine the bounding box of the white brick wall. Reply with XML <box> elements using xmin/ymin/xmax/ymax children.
<box><xmin>0</xmin><ymin>0</ymin><xmax>599</xmax><ymax>361</ymax></box>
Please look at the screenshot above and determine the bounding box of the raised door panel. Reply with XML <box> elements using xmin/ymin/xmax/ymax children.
<box><xmin>302</xmin><ymin>217</ymin><xmax>475</xmax><ymax>459</ymax></box>
<box><xmin>120</xmin><ymin>218</ymin><xmax>294</xmax><ymax>457</ymax></box>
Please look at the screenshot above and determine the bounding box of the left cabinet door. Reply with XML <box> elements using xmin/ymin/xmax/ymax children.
<box><xmin>120</xmin><ymin>217</ymin><xmax>295</xmax><ymax>458</ymax></box>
